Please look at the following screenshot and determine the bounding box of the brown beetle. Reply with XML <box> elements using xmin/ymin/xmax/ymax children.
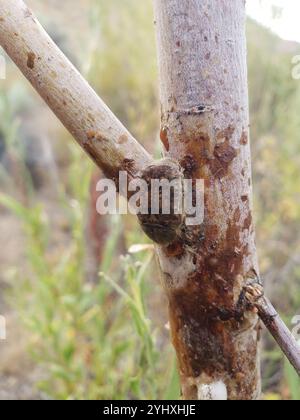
<box><xmin>138</xmin><ymin>158</ymin><xmax>184</xmax><ymax>246</ymax></box>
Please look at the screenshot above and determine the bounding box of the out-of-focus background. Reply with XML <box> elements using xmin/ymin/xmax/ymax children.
<box><xmin>0</xmin><ymin>0</ymin><xmax>299</xmax><ymax>400</ymax></box>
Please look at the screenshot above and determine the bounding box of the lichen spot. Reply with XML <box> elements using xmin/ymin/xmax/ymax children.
<box><xmin>197</xmin><ymin>381</ymin><xmax>227</xmax><ymax>401</ymax></box>
<box><xmin>27</xmin><ymin>52</ymin><xmax>36</xmax><ymax>69</ymax></box>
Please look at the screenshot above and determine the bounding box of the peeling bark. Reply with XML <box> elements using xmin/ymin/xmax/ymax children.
<box><xmin>153</xmin><ymin>0</ymin><xmax>261</xmax><ymax>400</ymax></box>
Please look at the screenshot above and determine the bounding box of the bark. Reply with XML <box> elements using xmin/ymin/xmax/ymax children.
<box><xmin>153</xmin><ymin>0</ymin><xmax>261</xmax><ymax>400</ymax></box>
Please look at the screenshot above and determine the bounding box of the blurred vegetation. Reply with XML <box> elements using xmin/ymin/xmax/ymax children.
<box><xmin>0</xmin><ymin>0</ymin><xmax>299</xmax><ymax>400</ymax></box>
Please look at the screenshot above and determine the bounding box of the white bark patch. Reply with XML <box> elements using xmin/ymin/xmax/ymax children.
<box><xmin>156</xmin><ymin>248</ymin><xmax>195</xmax><ymax>290</ymax></box>
<box><xmin>197</xmin><ymin>381</ymin><xmax>228</xmax><ymax>401</ymax></box>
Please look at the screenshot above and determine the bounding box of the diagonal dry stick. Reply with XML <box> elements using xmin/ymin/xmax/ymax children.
<box><xmin>244</xmin><ymin>283</ymin><xmax>300</xmax><ymax>376</ymax></box>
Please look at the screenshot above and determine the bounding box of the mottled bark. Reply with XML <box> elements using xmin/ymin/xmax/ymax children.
<box><xmin>153</xmin><ymin>0</ymin><xmax>261</xmax><ymax>400</ymax></box>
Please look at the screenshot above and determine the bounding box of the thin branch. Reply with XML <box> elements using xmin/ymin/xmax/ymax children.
<box><xmin>0</xmin><ymin>0</ymin><xmax>152</xmax><ymax>179</ymax></box>
<box><xmin>245</xmin><ymin>283</ymin><xmax>300</xmax><ymax>377</ymax></box>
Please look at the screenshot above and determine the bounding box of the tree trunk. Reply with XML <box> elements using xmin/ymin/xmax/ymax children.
<box><xmin>153</xmin><ymin>0</ymin><xmax>261</xmax><ymax>400</ymax></box>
